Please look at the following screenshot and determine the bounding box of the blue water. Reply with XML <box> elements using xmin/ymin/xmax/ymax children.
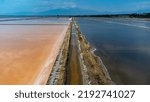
<box><xmin>77</xmin><ymin>17</ymin><xmax>150</xmax><ymax>85</ymax></box>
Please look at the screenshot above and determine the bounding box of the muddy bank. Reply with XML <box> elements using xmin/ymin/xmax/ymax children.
<box><xmin>65</xmin><ymin>24</ymin><xmax>83</xmax><ymax>85</ymax></box>
<box><xmin>47</xmin><ymin>21</ymin><xmax>72</xmax><ymax>85</ymax></box>
<box><xmin>74</xmin><ymin>19</ymin><xmax>113</xmax><ymax>85</ymax></box>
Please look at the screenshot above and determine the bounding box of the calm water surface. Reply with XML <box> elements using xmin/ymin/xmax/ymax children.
<box><xmin>0</xmin><ymin>17</ymin><xmax>70</xmax><ymax>24</ymax></box>
<box><xmin>77</xmin><ymin>17</ymin><xmax>150</xmax><ymax>84</ymax></box>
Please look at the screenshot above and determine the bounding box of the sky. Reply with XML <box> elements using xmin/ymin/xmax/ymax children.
<box><xmin>0</xmin><ymin>0</ymin><xmax>150</xmax><ymax>15</ymax></box>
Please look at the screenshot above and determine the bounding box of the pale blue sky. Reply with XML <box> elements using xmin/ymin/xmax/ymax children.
<box><xmin>0</xmin><ymin>0</ymin><xmax>150</xmax><ymax>15</ymax></box>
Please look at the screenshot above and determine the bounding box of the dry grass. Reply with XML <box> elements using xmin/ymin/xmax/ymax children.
<box><xmin>74</xmin><ymin>20</ymin><xmax>113</xmax><ymax>85</ymax></box>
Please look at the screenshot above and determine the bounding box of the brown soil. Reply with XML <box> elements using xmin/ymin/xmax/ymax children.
<box><xmin>66</xmin><ymin>34</ymin><xmax>82</xmax><ymax>85</ymax></box>
<box><xmin>74</xmin><ymin>20</ymin><xmax>113</xmax><ymax>85</ymax></box>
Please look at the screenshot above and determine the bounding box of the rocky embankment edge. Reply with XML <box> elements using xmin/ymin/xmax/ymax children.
<box><xmin>74</xmin><ymin>20</ymin><xmax>114</xmax><ymax>85</ymax></box>
<box><xmin>47</xmin><ymin>20</ymin><xmax>72</xmax><ymax>85</ymax></box>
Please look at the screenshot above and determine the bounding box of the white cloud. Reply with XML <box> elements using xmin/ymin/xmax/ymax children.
<box><xmin>132</xmin><ymin>1</ymin><xmax>150</xmax><ymax>10</ymax></box>
<box><xmin>93</xmin><ymin>1</ymin><xmax>150</xmax><ymax>14</ymax></box>
<box><xmin>37</xmin><ymin>0</ymin><xmax>77</xmax><ymax>9</ymax></box>
<box><xmin>0</xmin><ymin>0</ymin><xmax>77</xmax><ymax>14</ymax></box>
<box><xmin>0</xmin><ymin>0</ymin><xmax>149</xmax><ymax>15</ymax></box>
<box><xmin>30</xmin><ymin>1</ymin><xmax>77</xmax><ymax>13</ymax></box>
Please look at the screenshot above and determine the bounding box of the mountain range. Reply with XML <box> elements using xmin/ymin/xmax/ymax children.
<box><xmin>4</xmin><ymin>7</ymin><xmax>150</xmax><ymax>16</ymax></box>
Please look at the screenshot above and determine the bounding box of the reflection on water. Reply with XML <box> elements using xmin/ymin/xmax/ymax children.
<box><xmin>77</xmin><ymin>17</ymin><xmax>150</xmax><ymax>85</ymax></box>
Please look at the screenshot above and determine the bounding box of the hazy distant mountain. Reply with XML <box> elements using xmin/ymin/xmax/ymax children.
<box><xmin>40</xmin><ymin>8</ymin><xmax>101</xmax><ymax>15</ymax></box>
<box><xmin>9</xmin><ymin>8</ymin><xmax>102</xmax><ymax>16</ymax></box>
<box><xmin>136</xmin><ymin>8</ymin><xmax>150</xmax><ymax>14</ymax></box>
<box><xmin>4</xmin><ymin>7</ymin><xmax>150</xmax><ymax>16</ymax></box>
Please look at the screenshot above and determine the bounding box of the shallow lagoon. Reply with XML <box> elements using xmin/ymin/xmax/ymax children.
<box><xmin>77</xmin><ymin>17</ymin><xmax>150</xmax><ymax>84</ymax></box>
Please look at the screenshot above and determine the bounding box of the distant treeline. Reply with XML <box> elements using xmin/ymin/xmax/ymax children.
<box><xmin>70</xmin><ymin>13</ymin><xmax>150</xmax><ymax>18</ymax></box>
<box><xmin>0</xmin><ymin>13</ymin><xmax>150</xmax><ymax>18</ymax></box>
<box><xmin>128</xmin><ymin>13</ymin><xmax>150</xmax><ymax>18</ymax></box>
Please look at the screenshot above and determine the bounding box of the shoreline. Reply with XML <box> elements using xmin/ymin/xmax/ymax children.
<box><xmin>35</xmin><ymin>25</ymin><xmax>69</xmax><ymax>85</ymax></box>
<box><xmin>0</xmin><ymin>23</ymin><xmax>69</xmax><ymax>84</ymax></box>
<box><xmin>90</xmin><ymin>44</ymin><xmax>115</xmax><ymax>84</ymax></box>
<box><xmin>47</xmin><ymin>20</ymin><xmax>72</xmax><ymax>85</ymax></box>
<box><xmin>74</xmin><ymin>19</ymin><xmax>113</xmax><ymax>84</ymax></box>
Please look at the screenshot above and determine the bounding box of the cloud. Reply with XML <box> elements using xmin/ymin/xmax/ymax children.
<box><xmin>48</xmin><ymin>2</ymin><xmax>76</xmax><ymax>9</ymax></box>
<box><xmin>34</xmin><ymin>0</ymin><xmax>77</xmax><ymax>10</ymax></box>
<box><xmin>31</xmin><ymin>1</ymin><xmax>77</xmax><ymax>13</ymax></box>
<box><xmin>0</xmin><ymin>0</ymin><xmax>77</xmax><ymax>14</ymax></box>
<box><xmin>132</xmin><ymin>1</ymin><xmax>150</xmax><ymax>11</ymax></box>
<box><xmin>0</xmin><ymin>0</ymin><xmax>150</xmax><ymax>15</ymax></box>
<box><xmin>92</xmin><ymin>1</ymin><xmax>150</xmax><ymax>14</ymax></box>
